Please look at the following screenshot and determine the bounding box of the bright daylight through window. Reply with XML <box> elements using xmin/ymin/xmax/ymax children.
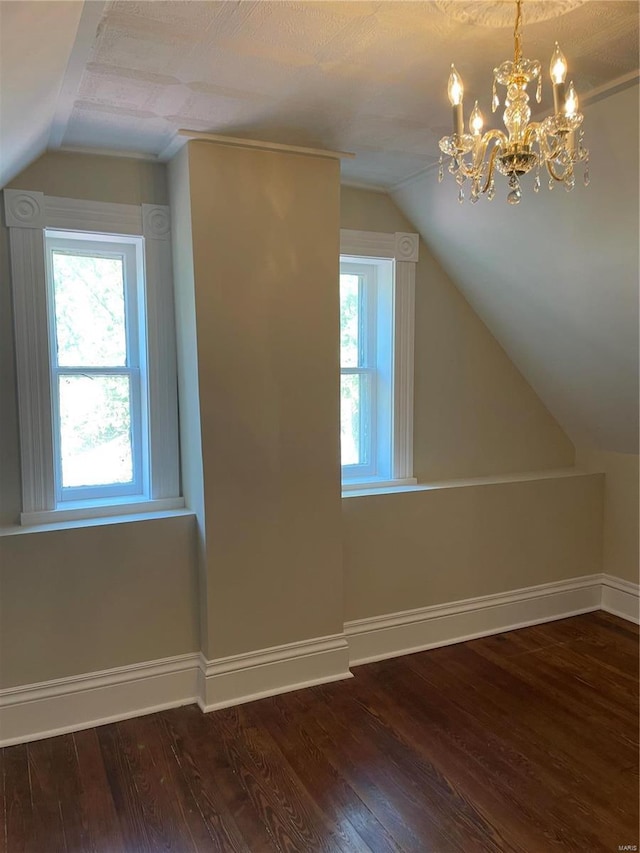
<box><xmin>46</xmin><ymin>232</ymin><xmax>145</xmax><ymax>502</ymax></box>
<box><xmin>340</xmin><ymin>257</ymin><xmax>394</xmax><ymax>485</ymax></box>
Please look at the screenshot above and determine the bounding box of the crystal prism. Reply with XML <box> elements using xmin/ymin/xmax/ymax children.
<box><xmin>458</xmin><ymin>188</ymin><xmax>464</xmax><ymax>204</ymax></box>
<box><xmin>507</xmin><ymin>188</ymin><xmax>522</xmax><ymax>205</ymax></box>
<box><xmin>548</xmin><ymin>178</ymin><xmax>554</xmax><ymax>191</ymax></box>
<box><xmin>534</xmin><ymin>175</ymin><xmax>541</xmax><ymax>193</ymax></box>
<box><xmin>487</xmin><ymin>183</ymin><xmax>496</xmax><ymax>201</ymax></box>
<box><xmin>584</xmin><ymin>168</ymin><xmax>590</xmax><ymax>187</ymax></box>
<box><xmin>536</xmin><ymin>75</ymin><xmax>542</xmax><ymax>104</ymax></box>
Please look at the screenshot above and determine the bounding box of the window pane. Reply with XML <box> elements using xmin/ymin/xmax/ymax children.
<box><xmin>52</xmin><ymin>251</ymin><xmax>127</xmax><ymax>366</ymax></box>
<box><xmin>58</xmin><ymin>374</ymin><xmax>133</xmax><ymax>488</ymax></box>
<box><xmin>341</xmin><ymin>372</ymin><xmax>371</xmax><ymax>467</ymax></box>
<box><xmin>340</xmin><ymin>273</ymin><xmax>360</xmax><ymax>368</ymax></box>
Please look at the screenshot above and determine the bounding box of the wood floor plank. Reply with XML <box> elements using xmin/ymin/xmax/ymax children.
<box><xmin>255</xmin><ymin>693</ymin><xmax>400</xmax><ymax>853</ymax></box>
<box><xmin>391</xmin><ymin>653</ymin><xmax>626</xmax><ymax>849</ymax></box>
<box><xmin>97</xmin><ymin>723</ymin><xmax>155</xmax><ymax>851</ymax></box>
<box><xmin>349</xmin><ymin>661</ymin><xmax>591</xmax><ymax>853</ymax></box>
<box><xmin>114</xmin><ymin>715</ymin><xmax>201</xmax><ymax>852</ymax></box>
<box><xmin>406</xmin><ymin>645</ymin><xmax>634</xmax><ymax>826</ymax></box>
<box><xmin>26</xmin><ymin>738</ymin><xmax>67</xmax><ymax>852</ymax></box>
<box><xmin>2</xmin><ymin>746</ymin><xmax>32</xmax><ymax>853</ymax></box>
<box><xmin>46</xmin><ymin>735</ymin><xmax>92</xmax><ymax>853</ymax></box>
<box><xmin>73</xmin><ymin>729</ymin><xmax>126</xmax><ymax>853</ymax></box>
<box><xmin>402</xmin><ymin>636</ymin><xmax>638</xmax><ymax>845</ymax></box>
<box><xmin>210</xmin><ymin>703</ymin><xmax>352</xmax><ymax>853</ymax></box>
<box><xmin>162</xmin><ymin>705</ymin><xmax>271</xmax><ymax>852</ymax></box>
<box><xmin>422</xmin><ymin>640</ymin><xmax>636</xmax><ymax>786</ymax></box>
<box><xmin>136</xmin><ymin>714</ymin><xmax>219</xmax><ymax>852</ymax></box>
<box><xmin>284</xmin><ymin>683</ymin><xmax>449</xmax><ymax>853</ymax></box>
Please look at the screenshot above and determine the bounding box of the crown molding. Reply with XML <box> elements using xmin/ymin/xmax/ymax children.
<box><xmin>176</xmin><ymin>129</ymin><xmax>355</xmax><ymax>161</ymax></box>
<box><xmin>56</xmin><ymin>145</ymin><xmax>160</xmax><ymax>162</ymax></box>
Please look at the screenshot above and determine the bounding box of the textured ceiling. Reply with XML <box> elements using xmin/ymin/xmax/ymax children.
<box><xmin>57</xmin><ymin>0</ymin><xmax>639</xmax><ymax>186</ymax></box>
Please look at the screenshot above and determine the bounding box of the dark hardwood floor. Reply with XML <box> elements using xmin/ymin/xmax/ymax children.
<box><xmin>2</xmin><ymin>611</ymin><xmax>638</xmax><ymax>852</ymax></box>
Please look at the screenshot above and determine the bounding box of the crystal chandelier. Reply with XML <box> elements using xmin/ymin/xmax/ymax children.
<box><xmin>438</xmin><ymin>0</ymin><xmax>589</xmax><ymax>204</ymax></box>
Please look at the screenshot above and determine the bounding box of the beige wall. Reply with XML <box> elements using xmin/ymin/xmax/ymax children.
<box><xmin>343</xmin><ymin>473</ymin><xmax>603</xmax><ymax>620</ymax></box>
<box><xmin>0</xmin><ymin>153</ymin><xmax>198</xmax><ymax>688</ymax></box>
<box><xmin>340</xmin><ymin>187</ymin><xmax>575</xmax><ymax>481</ymax></box>
<box><xmin>182</xmin><ymin>141</ymin><xmax>344</xmax><ymax>658</ymax></box>
<box><xmin>576</xmin><ymin>448</ymin><xmax>639</xmax><ymax>584</ymax></box>
<box><xmin>0</xmin><ymin>514</ymin><xmax>199</xmax><ymax>687</ymax></box>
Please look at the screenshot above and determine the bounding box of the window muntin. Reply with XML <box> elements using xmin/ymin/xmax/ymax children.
<box><xmin>45</xmin><ymin>231</ymin><xmax>148</xmax><ymax>504</ymax></box>
<box><xmin>340</xmin><ymin>257</ymin><xmax>393</xmax><ymax>485</ymax></box>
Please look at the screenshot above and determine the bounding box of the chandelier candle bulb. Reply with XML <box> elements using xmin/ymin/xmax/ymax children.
<box><xmin>564</xmin><ymin>81</ymin><xmax>579</xmax><ymax>117</ymax></box>
<box><xmin>550</xmin><ymin>42</ymin><xmax>568</xmax><ymax>113</ymax></box>
<box><xmin>470</xmin><ymin>101</ymin><xmax>484</xmax><ymax>136</ymax></box>
<box><xmin>448</xmin><ymin>64</ymin><xmax>464</xmax><ymax>135</ymax></box>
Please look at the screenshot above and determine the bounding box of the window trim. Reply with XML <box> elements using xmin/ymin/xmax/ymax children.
<box><xmin>4</xmin><ymin>189</ymin><xmax>181</xmax><ymax>525</ymax></box>
<box><xmin>339</xmin><ymin>228</ymin><xmax>419</xmax><ymax>490</ymax></box>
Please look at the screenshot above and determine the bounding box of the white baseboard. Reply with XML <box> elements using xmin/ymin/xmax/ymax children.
<box><xmin>2</xmin><ymin>574</ymin><xmax>637</xmax><ymax>746</ymax></box>
<box><xmin>0</xmin><ymin>634</ymin><xmax>352</xmax><ymax>747</ymax></box>
<box><xmin>0</xmin><ymin>653</ymin><xmax>200</xmax><ymax>747</ymax></box>
<box><xmin>198</xmin><ymin>633</ymin><xmax>352</xmax><ymax>712</ymax></box>
<box><xmin>601</xmin><ymin>573</ymin><xmax>640</xmax><ymax>624</ymax></box>
<box><xmin>345</xmin><ymin>574</ymin><xmax>603</xmax><ymax>666</ymax></box>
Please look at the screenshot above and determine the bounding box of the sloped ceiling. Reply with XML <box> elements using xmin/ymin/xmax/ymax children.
<box><xmin>0</xmin><ymin>1</ymin><xmax>84</xmax><ymax>187</ymax></box>
<box><xmin>393</xmin><ymin>82</ymin><xmax>639</xmax><ymax>454</ymax></box>
<box><xmin>1</xmin><ymin>1</ymin><xmax>638</xmax><ymax>455</ymax></box>
<box><xmin>1</xmin><ymin>1</ymin><xmax>638</xmax><ymax>187</ymax></box>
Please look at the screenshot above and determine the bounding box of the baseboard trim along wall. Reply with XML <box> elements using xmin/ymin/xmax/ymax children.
<box><xmin>600</xmin><ymin>573</ymin><xmax>640</xmax><ymax>624</ymax></box>
<box><xmin>0</xmin><ymin>653</ymin><xmax>200</xmax><ymax>748</ymax></box>
<box><xmin>345</xmin><ymin>574</ymin><xmax>607</xmax><ymax>665</ymax></box>
<box><xmin>1</xmin><ymin>573</ymin><xmax>637</xmax><ymax>746</ymax></box>
<box><xmin>197</xmin><ymin>633</ymin><xmax>352</xmax><ymax>713</ymax></box>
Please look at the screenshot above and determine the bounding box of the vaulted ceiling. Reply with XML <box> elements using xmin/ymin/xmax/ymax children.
<box><xmin>1</xmin><ymin>1</ymin><xmax>638</xmax><ymax>455</ymax></box>
<box><xmin>1</xmin><ymin>1</ymin><xmax>638</xmax><ymax>187</ymax></box>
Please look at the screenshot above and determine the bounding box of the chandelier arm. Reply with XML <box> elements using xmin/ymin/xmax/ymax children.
<box><xmin>479</xmin><ymin>129</ymin><xmax>508</xmax><ymax>161</ymax></box>
<box><xmin>523</xmin><ymin>123</ymin><xmax>542</xmax><ymax>148</ymax></box>
<box><xmin>545</xmin><ymin>159</ymin><xmax>566</xmax><ymax>182</ymax></box>
<box><xmin>480</xmin><ymin>145</ymin><xmax>500</xmax><ymax>195</ymax></box>
<box><xmin>542</xmin><ymin>137</ymin><xmax>567</xmax><ymax>162</ymax></box>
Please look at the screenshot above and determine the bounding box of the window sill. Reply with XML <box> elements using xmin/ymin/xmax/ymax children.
<box><xmin>0</xmin><ymin>498</ymin><xmax>190</xmax><ymax>537</ymax></box>
<box><xmin>1</xmin><ymin>506</ymin><xmax>194</xmax><ymax>537</ymax></box>
<box><xmin>342</xmin><ymin>477</ymin><xmax>417</xmax><ymax>496</ymax></box>
<box><xmin>341</xmin><ymin>468</ymin><xmax>594</xmax><ymax>498</ymax></box>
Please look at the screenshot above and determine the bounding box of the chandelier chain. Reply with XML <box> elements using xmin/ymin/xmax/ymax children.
<box><xmin>514</xmin><ymin>0</ymin><xmax>523</xmax><ymax>64</ymax></box>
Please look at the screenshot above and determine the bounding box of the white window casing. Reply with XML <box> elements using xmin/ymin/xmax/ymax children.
<box><xmin>4</xmin><ymin>189</ymin><xmax>182</xmax><ymax>525</ymax></box>
<box><xmin>339</xmin><ymin>229</ymin><xmax>418</xmax><ymax>490</ymax></box>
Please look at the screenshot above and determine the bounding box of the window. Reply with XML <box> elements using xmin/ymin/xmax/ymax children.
<box><xmin>339</xmin><ymin>229</ymin><xmax>419</xmax><ymax>491</ymax></box>
<box><xmin>4</xmin><ymin>190</ymin><xmax>181</xmax><ymax>524</ymax></box>
<box><xmin>45</xmin><ymin>232</ymin><xmax>147</xmax><ymax>503</ymax></box>
<box><xmin>340</xmin><ymin>257</ymin><xmax>393</xmax><ymax>481</ymax></box>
